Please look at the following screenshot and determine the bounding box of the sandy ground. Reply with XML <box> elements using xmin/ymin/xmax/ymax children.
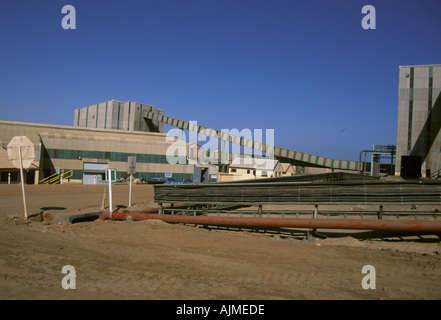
<box><xmin>0</xmin><ymin>183</ymin><xmax>441</xmax><ymax>300</ymax></box>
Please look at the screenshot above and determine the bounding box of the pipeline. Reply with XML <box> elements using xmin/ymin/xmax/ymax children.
<box><xmin>99</xmin><ymin>211</ymin><xmax>441</xmax><ymax>233</ymax></box>
<box><xmin>98</xmin><ymin>204</ymin><xmax>188</xmax><ymax>220</ymax></box>
<box><xmin>100</xmin><ymin>209</ymin><xmax>158</xmax><ymax>221</ymax></box>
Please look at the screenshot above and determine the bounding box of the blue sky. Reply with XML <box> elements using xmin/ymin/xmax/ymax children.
<box><xmin>0</xmin><ymin>0</ymin><xmax>440</xmax><ymax>161</ymax></box>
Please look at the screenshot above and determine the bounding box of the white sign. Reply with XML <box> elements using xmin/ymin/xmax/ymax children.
<box><xmin>127</xmin><ymin>156</ymin><xmax>137</xmax><ymax>174</ymax></box>
<box><xmin>164</xmin><ymin>171</ymin><xmax>172</xmax><ymax>178</ymax></box>
<box><xmin>105</xmin><ymin>169</ymin><xmax>117</xmax><ymax>182</ymax></box>
<box><xmin>7</xmin><ymin>136</ymin><xmax>35</xmax><ymax>169</ymax></box>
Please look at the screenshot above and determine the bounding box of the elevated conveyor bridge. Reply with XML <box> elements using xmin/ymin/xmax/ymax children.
<box><xmin>145</xmin><ymin>111</ymin><xmax>359</xmax><ymax>171</ymax></box>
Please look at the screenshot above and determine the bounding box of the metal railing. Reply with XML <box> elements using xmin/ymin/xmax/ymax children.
<box><xmin>431</xmin><ymin>169</ymin><xmax>441</xmax><ymax>179</ymax></box>
<box><xmin>39</xmin><ymin>169</ymin><xmax>73</xmax><ymax>184</ymax></box>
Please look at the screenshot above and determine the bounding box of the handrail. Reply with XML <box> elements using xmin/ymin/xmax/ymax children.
<box><xmin>39</xmin><ymin>169</ymin><xmax>73</xmax><ymax>184</ymax></box>
<box><xmin>39</xmin><ymin>171</ymin><xmax>60</xmax><ymax>184</ymax></box>
<box><xmin>62</xmin><ymin>169</ymin><xmax>73</xmax><ymax>181</ymax></box>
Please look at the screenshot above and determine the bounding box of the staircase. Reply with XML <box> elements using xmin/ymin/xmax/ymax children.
<box><xmin>39</xmin><ymin>169</ymin><xmax>73</xmax><ymax>184</ymax></box>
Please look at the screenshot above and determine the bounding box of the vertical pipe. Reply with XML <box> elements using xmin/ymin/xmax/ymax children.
<box><xmin>108</xmin><ymin>170</ymin><xmax>113</xmax><ymax>216</ymax></box>
<box><xmin>101</xmin><ymin>189</ymin><xmax>107</xmax><ymax>209</ymax></box>
<box><xmin>364</xmin><ymin>152</ymin><xmax>367</xmax><ymax>175</ymax></box>
<box><xmin>129</xmin><ymin>174</ymin><xmax>133</xmax><ymax>207</ymax></box>
<box><xmin>314</xmin><ymin>205</ymin><xmax>319</xmax><ymax>218</ymax></box>
<box><xmin>378</xmin><ymin>205</ymin><xmax>383</xmax><ymax>220</ymax></box>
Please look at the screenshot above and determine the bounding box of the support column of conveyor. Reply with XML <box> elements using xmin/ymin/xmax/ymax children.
<box><xmin>145</xmin><ymin>111</ymin><xmax>360</xmax><ymax>171</ymax></box>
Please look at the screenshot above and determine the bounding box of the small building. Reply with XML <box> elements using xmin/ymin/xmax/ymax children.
<box><xmin>224</xmin><ymin>157</ymin><xmax>283</xmax><ymax>181</ymax></box>
<box><xmin>281</xmin><ymin>163</ymin><xmax>295</xmax><ymax>176</ymax></box>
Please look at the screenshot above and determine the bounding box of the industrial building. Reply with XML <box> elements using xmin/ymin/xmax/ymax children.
<box><xmin>0</xmin><ymin>117</ymin><xmax>193</xmax><ymax>184</ymax></box>
<box><xmin>396</xmin><ymin>64</ymin><xmax>441</xmax><ymax>177</ymax></box>
<box><xmin>74</xmin><ymin>100</ymin><xmax>164</xmax><ymax>133</ymax></box>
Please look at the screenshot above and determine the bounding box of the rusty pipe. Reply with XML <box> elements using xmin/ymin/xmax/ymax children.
<box><xmin>99</xmin><ymin>212</ymin><xmax>441</xmax><ymax>233</ymax></box>
<box><xmin>99</xmin><ymin>208</ymin><xmax>159</xmax><ymax>221</ymax></box>
<box><xmin>99</xmin><ymin>204</ymin><xmax>187</xmax><ymax>220</ymax></box>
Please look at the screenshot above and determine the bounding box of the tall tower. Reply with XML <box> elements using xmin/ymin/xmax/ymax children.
<box><xmin>396</xmin><ymin>64</ymin><xmax>441</xmax><ymax>177</ymax></box>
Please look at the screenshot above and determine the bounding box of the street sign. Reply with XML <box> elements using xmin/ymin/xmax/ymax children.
<box><xmin>127</xmin><ymin>156</ymin><xmax>137</xmax><ymax>207</ymax></box>
<box><xmin>105</xmin><ymin>169</ymin><xmax>117</xmax><ymax>182</ymax></box>
<box><xmin>7</xmin><ymin>136</ymin><xmax>35</xmax><ymax>220</ymax></box>
<box><xmin>127</xmin><ymin>156</ymin><xmax>137</xmax><ymax>174</ymax></box>
<box><xmin>7</xmin><ymin>136</ymin><xmax>35</xmax><ymax>169</ymax></box>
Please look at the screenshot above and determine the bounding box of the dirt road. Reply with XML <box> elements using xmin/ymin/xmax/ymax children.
<box><xmin>0</xmin><ymin>184</ymin><xmax>440</xmax><ymax>300</ymax></box>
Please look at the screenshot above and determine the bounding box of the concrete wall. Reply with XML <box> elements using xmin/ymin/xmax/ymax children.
<box><xmin>74</xmin><ymin>100</ymin><xmax>164</xmax><ymax>133</ymax></box>
<box><xmin>396</xmin><ymin>65</ymin><xmax>441</xmax><ymax>176</ymax></box>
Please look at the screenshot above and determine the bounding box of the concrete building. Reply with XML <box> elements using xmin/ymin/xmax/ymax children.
<box><xmin>74</xmin><ymin>100</ymin><xmax>165</xmax><ymax>133</ymax></box>
<box><xmin>221</xmin><ymin>157</ymin><xmax>283</xmax><ymax>181</ymax></box>
<box><xmin>0</xmin><ymin>120</ymin><xmax>193</xmax><ymax>184</ymax></box>
<box><xmin>396</xmin><ymin>64</ymin><xmax>441</xmax><ymax>177</ymax></box>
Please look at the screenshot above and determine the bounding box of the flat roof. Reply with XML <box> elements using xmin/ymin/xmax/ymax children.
<box><xmin>0</xmin><ymin>120</ymin><xmax>167</xmax><ymax>138</ymax></box>
<box><xmin>399</xmin><ymin>64</ymin><xmax>441</xmax><ymax>68</ymax></box>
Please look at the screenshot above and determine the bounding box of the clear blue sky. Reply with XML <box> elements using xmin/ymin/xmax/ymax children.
<box><xmin>1</xmin><ymin>0</ymin><xmax>440</xmax><ymax>161</ymax></box>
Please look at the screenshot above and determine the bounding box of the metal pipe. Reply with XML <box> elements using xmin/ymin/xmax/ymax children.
<box><xmin>99</xmin><ymin>208</ymin><xmax>159</xmax><ymax>221</ymax></box>
<box><xmin>99</xmin><ymin>212</ymin><xmax>441</xmax><ymax>233</ymax></box>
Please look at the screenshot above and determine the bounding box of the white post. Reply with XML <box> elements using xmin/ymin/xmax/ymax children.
<box><xmin>108</xmin><ymin>170</ymin><xmax>113</xmax><ymax>217</ymax></box>
<box><xmin>101</xmin><ymin>188</ymin><xmax>107</xmax><ymax>210</ymax></box>
<box><xmin>18</xmin><ymin>146</ymin><xmax>28</xmax><ymax>219</ymax></box>
<box><xmin>129</xmin><ymin>174</ymin><xmax>133</xmax><ymax>207</ymax></box>
<box><xmin>8</xmin><ymin>173</ymin><xmax>10</xmax><ymax>185</ymax></box>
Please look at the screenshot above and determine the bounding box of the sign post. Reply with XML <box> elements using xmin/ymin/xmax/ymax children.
<box><xmin>105</xmin><ymin>169</ymin><xmax>117</xmax><ymax>215</ymax></box>
<box><xmin>127</xmin><ymin>156</ymin><xmax>137</xmax><ymax>207</ymax></box>
<box><xmin>18</xmin><ymin>146</ymin><xmax>27</xmax><ymax>218</ymax></box>
<box><xmin>7</xmin><ymin>136</ymin><xmax>35</xmax><ymax>220</ymax></box>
